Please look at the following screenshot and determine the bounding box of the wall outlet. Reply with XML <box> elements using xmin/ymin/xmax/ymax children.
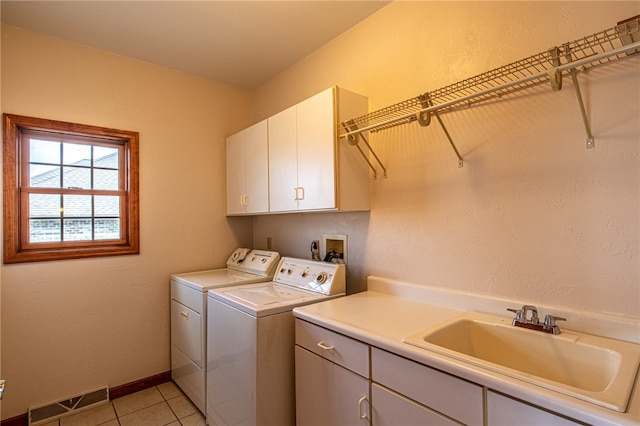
<box><xmin>321</xmin><ymin>234</ymin><xmax>347</xmax><ymax>264</ymax></box>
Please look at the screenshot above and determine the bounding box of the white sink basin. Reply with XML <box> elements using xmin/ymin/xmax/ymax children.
<box><xmin>404</xmin><ymin>311</ymin><xmax>640</xmax><ymax>412</ymax></box>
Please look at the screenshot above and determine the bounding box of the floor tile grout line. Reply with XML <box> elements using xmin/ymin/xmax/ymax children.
<box><xmin>116</xmin><ymin>400</ymin><xmax>175</xmax><ymax>422</ymax></box>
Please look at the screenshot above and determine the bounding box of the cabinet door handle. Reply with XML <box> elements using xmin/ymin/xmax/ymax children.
<box><xmin>241</xmin><ymin>195</ymin><xmax>249</xmax><ymax>207</ymax></box>
<box><xmin>358</xmin><ymin>395</ymin><xmax>369</xmax><ymax>421</ymax></box>
<box><xmin>317</xmin><ymin>341</ymin><xmax>334</xmax><ymax>350</ymax></box>
<box><xmin>294</xmin><ymin>186</ymin><xmax>305</xmax><ymax>201</ymax></box>
<box><xmin>180</xmin><ymin>311</ymin><xmax>189</xmax><ymax>320</ymax></box>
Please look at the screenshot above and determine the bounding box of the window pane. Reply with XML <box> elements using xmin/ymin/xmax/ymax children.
<box><xmin>94</xmin><ymin>146</ymin><xmax>119</xmax><ymax>169</ymax></box>
<box><xmin>94</xmin><ymin>169</ymin><xmax>119</xmax><ymax>190</ymax></box>
<box><xmin>30</xmin><ymin>139</ymin><xmax>60</xmax><ymax>164</ymax></box>
<box><xmin>29</xmin><ymin>194</ymin><xmax>61</xmax><ymax>218</ymax></box>
<box><xmin>63</xmin><ymin>219</ymin><xmax>92</xmax><ymax>241</ymax></box>
<box><xmin>63</xmin><ymin>143</ymin><xmax>91</xmax><ymax>166</ymax></box>
<box><xmin>30</xmin><ymin>164</ymin><xmax>61</xmax><ymax>188</ymax></box>
<box><xmin>63</xmin><ymin>195</ymin><xmax>92</xmax><ymax>217</ymax></box>
<box><xmin>29</xmin><ymin>219</ymin><xmax>61</xmax><ymax>243</ymax></box>
<box><xmin>95</xmin><ymin>196</ymin><xmax>120</xmax><ymax>217</ymax></box>
<box><xmin>62</xmin><ymin>166</ymin><xmax>91</xmax><ymax>189</ymax></box>
<box><xmin>95</xmin><ymin>218</ymin><xmax>120</xmax><ymax>240</ymax></box>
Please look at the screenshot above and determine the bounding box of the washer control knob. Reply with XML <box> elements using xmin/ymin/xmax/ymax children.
<box><xmin>315</xmin><ymin>272</ymin><xmax>328</xmax><ymax>284</ymax></box>
<box><xmin>301</xmin><ymin>271</ymin><xmax>308</xmax><ymax>278</ymax></box>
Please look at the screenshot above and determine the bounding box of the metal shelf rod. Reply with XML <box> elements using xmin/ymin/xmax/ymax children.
<box><xmin>340</xmin><ymin>39</ymin><xmax>640</xmax><ymax>140</ymax></box>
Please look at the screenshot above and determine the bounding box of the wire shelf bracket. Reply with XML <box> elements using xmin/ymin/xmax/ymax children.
<box><xmin>339</xmin><ymin>15</ymin><xmax>640</xmax><ymax>170</ymax></box>
<box><xmin>341</xmin><ymin>120</ymin><xmax>387</xmax><ymax>179</ymax></box>
<box><xmin>418</xmin><ymin>94</ymin><xmax>464</xmax><ymax>167</ymax></box>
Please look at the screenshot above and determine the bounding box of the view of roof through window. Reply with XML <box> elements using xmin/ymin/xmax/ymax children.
<box><xmin>28</xmin><ymin>138</ymin><xmax>122</xmax><ymax>243</ymax></box>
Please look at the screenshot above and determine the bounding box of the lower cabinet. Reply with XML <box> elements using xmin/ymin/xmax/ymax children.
<box><xmin>295</xmin><ymin>319</ymin><xmax>370</xmax><ymax>425</ymax></box>
<box><xmin>294</xmin><ymin>319</ymin><xmax>586</xmax><ymax>426</ymax></box>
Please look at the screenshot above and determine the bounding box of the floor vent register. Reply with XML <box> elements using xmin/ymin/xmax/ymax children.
<box><xmin>28</xmin><ymin>386</ymin><xmax>109</xmax><ymax>425</ymax></box>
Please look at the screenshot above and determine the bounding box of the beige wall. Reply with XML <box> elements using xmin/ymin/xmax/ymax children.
<box><xmin>0</xmin><ymin>26</ymin><xmax>253</xmax><ymax>418</ymax></box>
<box><xmin>1</xmin><ymin>1</ymin><xmax>639</xmax><ymax>420</ymax></box>
<box><xmin>252</xmin><ymin>1</ymin><xmax>640</xmax><ymax>318</ymax></box>
<box><xmin>0</xmin><ymin>9</ymin><xmax>3</xmax><ymax>423</ymax></box>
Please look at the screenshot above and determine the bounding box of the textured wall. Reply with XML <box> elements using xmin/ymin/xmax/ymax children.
<box><xmin>0</xmin><ymin>26</ymin><xmax>253</xmax><ymax>419</ymax></box>
<box><xmin>252</xmin><ymin>2</ymin><xmax>640</xmax><ymax>318</ymax></box>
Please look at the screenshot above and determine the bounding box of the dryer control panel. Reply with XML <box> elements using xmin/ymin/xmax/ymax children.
<box><xmin>227</xmin><ymin>248</ymin><xmax>281</xmax><ymax>277</ymax></box>
<box><xmin>274</xmin><ymin>258</ymin><xmax>345</xmax><ymax>296</ymax></box>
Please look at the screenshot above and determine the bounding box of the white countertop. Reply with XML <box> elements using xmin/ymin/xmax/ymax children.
<box><xmin>292</xmin><ymin>277</ymin><xmax>640</xmax><ymax>426</ymax></box>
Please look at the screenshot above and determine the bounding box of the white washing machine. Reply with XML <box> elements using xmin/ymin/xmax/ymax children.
<box><xmin>205</xmin><ymin>257</ymin><xmax>345</xmax><ymax>426</ymax></box>
<box><xmin>170</xmin><ymin>248</ymin><xmax>280</xmax><ymax>413</ymax></box>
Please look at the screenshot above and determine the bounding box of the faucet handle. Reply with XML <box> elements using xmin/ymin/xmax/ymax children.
<box><xmin>507</xmin><ymin>307</ymin><xmax>523</xmax><ymax>321</ymax></box>
<box><xmin>543</xmin><ymin>315</ymin><xmax>566</xmax><ymax>335</ymax></box>
<box><xmin>543</xmin><ymin>315</ymin><xmax>566</xmax><ymax>327</ymax></box>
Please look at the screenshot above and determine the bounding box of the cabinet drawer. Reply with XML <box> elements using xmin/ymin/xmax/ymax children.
<box><xmin>372</xmin><ymin>348</ymin><xmax>483</xmax><ymax>425</ymax></box>
<box><xmin>295</xmin><ymin>319</ymin><xmax>369</xmax><ymax>378</ymax></box>
<box><xmin>487</xmin><ymin>390</ymin><xmax>582</xmax><ymax>425</ymax></box>
<box><xmin>372</xmin><ymin>383</ymin><xmax>461</xmax><ymax>426</ymax></box>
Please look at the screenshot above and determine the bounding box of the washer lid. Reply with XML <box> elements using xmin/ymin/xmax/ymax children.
<box><xmin>209</xmin><ymin>281</ymin><xmax>333</xmax><ymax>318</ymax></box>
<box><xmin>224</xmin><ymin>283</ymin><xmax>318</xmax><ymax>307</ymax></box>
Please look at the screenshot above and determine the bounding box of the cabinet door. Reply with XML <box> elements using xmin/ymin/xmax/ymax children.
<box><xmin>225</xmin><ymin>120</ymin><xmax>268</xmax><ymax>215</ymax></box>
<box><xmin>268</xmin><ymin>105</ymin><xmax>299</xmax><ymax>212</ymax></box>
<box><xmin>244</xmin><ymin>120</ymin><xmax>269</xmax><ymax>213</ymax></box>
<box><xmin>226</xmin><ymin>129</ymin><xmax>246</xmax><ymax>215</ymax></box>
<box><xmin>295</xmin><ymin>346</ymin><xmax>370</xmax><ymax>426</ymax></box>
<box><xmin>372</xmin><ymin>384</ymin><xmax>460</xmax><ymax>426</ymax></box>
<box><xmin>297</xmin><ymin>87</ymin><xmax>336</xmax><ymax>211</ymax></box>
<box><xmin>487</xmin><ymin>391</ymin><xmax>581</xmax><ymax>425</ymax></box>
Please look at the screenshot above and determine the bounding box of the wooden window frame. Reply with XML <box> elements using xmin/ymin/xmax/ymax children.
<box><xmin>3</xmin><ymin>114</ymin><xmax>140</xmax><ymax>263</ymax></box>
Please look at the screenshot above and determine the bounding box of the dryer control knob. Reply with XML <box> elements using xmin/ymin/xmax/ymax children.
<box><xmin>315</xmin><ymin>272</ymin><xmax>328</xmax><ymax>284</ymax></box>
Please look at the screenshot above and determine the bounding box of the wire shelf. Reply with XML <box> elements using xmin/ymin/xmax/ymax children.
<box><xmin>340</xmin><ymin>16</ymin><xmax>640</xmax><ymax>137</ymax></box>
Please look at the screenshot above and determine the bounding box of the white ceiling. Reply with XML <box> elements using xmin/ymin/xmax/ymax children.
<box><xmin>1</xmin><ymin>1</ymin><xmax>389</xmax><ymax>90</ymax></box>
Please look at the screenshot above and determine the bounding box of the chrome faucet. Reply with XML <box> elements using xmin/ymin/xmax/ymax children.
<box><xmin>507</xmin><ymin>305</ymin><xmax>566</xmax><ymax>335</ymax></box>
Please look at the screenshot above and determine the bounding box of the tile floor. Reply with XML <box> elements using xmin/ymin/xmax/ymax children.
<box><xmin>39</xmin><ymin>381</ymin><xmax>205</xmax><ymax>426</ymax></box>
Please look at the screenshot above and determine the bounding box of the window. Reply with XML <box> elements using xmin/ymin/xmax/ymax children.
<box><xmin>3</xmin><ymin>114</ymin><xmax>139</xmax><ymax>263</ymax></box>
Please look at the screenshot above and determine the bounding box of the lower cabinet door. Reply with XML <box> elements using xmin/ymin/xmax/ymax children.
<box><xmin>372</xmin><ymin>384</ymin><xmax>461</xmax><ymax>426</ymax></box>
<box><xmin>295</xmin><ymin>346</ymin><xmax>370</xmax><ymax>425</ymax></box>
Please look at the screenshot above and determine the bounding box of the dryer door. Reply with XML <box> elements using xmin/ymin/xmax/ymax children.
<box><xmin>171</xmin><ymin>300</ymin><xmax>202</xmax><ymax>367</ymax></box>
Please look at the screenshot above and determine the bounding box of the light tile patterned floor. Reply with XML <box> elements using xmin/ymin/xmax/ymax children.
<box><xmin>38</xmin><ymin>381</ymin><xmax>205</xmax><ymax>426</ymax></box>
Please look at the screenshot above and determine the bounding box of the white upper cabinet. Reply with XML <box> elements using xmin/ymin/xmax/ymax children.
<box><xmin>226</xmin><ymin>86</ymin><xmax>369</xmax><ymax>216</ymax></box>
<box><xmin>226</xmin><ymin>120</ymin><xmax>269</xmax><ymax>215</ymax></box>
<box><xmin>269</xmin><ymin>86</ymin><xmax>369</xmax><ymax>213</ymax></box>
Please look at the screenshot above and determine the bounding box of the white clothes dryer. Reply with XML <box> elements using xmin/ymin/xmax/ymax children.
<box><xmin>170</xmin><ymin>248</ymin><xmax>280</xmax><ymax>413</ymax></box>
<box><xmin>206</xmin><ymin>257</ymin><xmax>345</xmax><ymax>426</ymax></box>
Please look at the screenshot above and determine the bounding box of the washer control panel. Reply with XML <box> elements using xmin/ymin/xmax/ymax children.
<box><xmin>274</xmin><ymin>258</ymin><xmax>346</xmax><ymax>295</ymax></box>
